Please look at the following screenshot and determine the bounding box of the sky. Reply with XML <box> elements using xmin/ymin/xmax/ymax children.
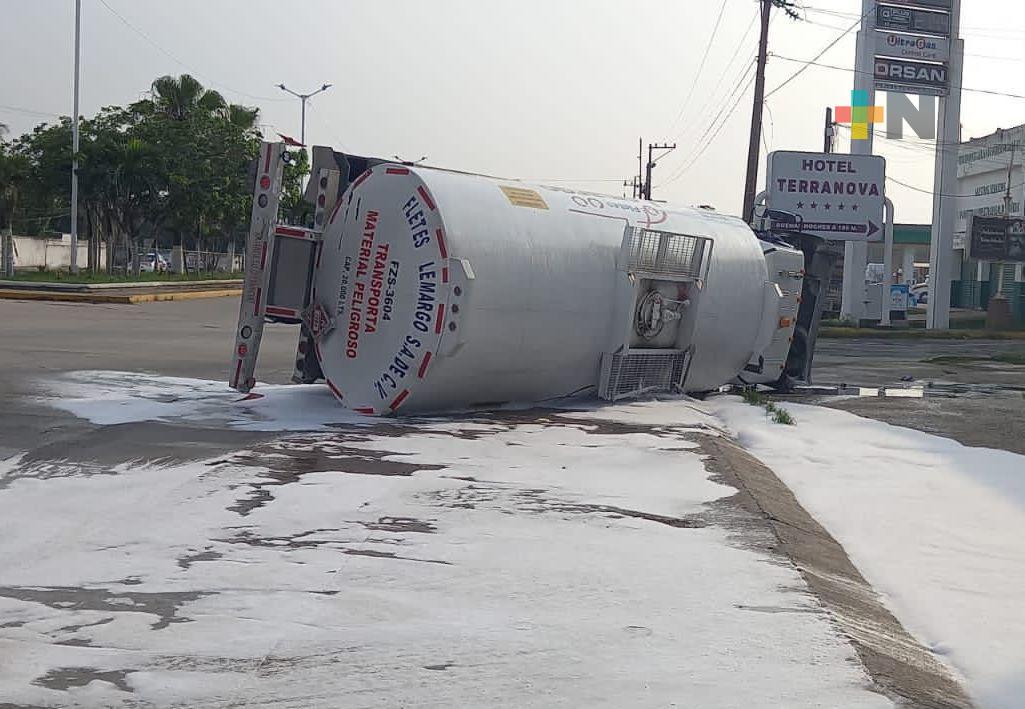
<box><xmin>2</xmin><ymin>0</ymin><xmax>1025</xmax><ymax>222</ymax></box>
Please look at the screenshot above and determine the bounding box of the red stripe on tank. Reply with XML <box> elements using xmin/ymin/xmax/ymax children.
<box><xmin>326</xmin><ymin>378</ymin><xmax>343</xmax><ymax>400</ymax></box>
<box><xmin>328</xmin><ymin>199</ymin><xmax>344</xmax><ymax>225</ymax></box>
<box><xmin>435</xmin><ymin>304</ymin><xmax>445</xmax><ymax>334</ymax></box>
<box><xmin>352</xmin><ymin>169</ymin><xmax>372</xmax><ymax>189</ymax></box>
<box><xmin>435</xmin><ymin>228</ymin><xmax>447</xmax><ymax>258</ymax></box>
<box><xmin>441</xmin><ymin>267</ymin><xmax>448</xmax><ymax>283</ymax></box>
<box><xmin>418</xmin><ymin>351</ymin><xmax>433</xmax><ymax>378</ymax></box>
<box><xmin>418</xmin><ymin>186</ymin><xmax>436</xmax><ymax>210</ymax></box>
<box><xmin>386</xmin><ymin>167</ymin><xmax>410</xmax><ymax>175</ymax></box>
<box><xmin>390</xmin><ymin>389</ymin><xmax>410</xmax><ymax>411</ymax></box>
<box><xmin>354</xmin><ymin>407</ymin><xmax>375</xmax><ymax>414</ymax></box>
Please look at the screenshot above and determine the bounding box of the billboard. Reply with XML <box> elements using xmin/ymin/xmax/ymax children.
<box><xmin>874</xmin><ymin>58</ymin><xmax>947</xmax><ymax>87</ymax></box>
<box><xmin>968</xmin><ymin>216</ymin><xmax>1025</xmax><ymax>263</ymax></box>
<box><xmin>958</xmin><ymin>125</ymin><xmax>1025</xmax><ymax>179</ymax></box>
<box><xmin>956</xmin><ymin>168</ymin><xmax>1024</xmax><ymax>236</ymax></box>
<box><xmin>875</xmin><ymin>31</ymin><xmax>949</xmax><ymax>63</ymax></box>
<box><xmin>766</xmin><ymin>151</ymin><xmax>886</xmax><ymax>241</ymax></box>
<box><xmin>876</xmin><ymin>4</ymin><xmax>951</xmax><ymax>37</ymax></box>
<box><xmin>879</xmin><ymin>0</ymin><xmax>950</xmax><ymax>7</ymax></box>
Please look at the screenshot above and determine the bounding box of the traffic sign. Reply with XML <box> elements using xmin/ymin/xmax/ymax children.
<box><xmin>875</xmin><ymin>31</ymin><xmax>949</xmax><ymax>63</ymax></box>
<box><xmin>766</xmin><ymin>151</ymin><xmax>886</xmax><ymax>241</ymax></box>
<box><xmin>876</xmin><ymin>4</ymin><xmax>950</xmax><ymax>37</ymax></box>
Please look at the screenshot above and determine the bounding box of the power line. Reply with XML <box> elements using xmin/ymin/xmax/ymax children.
<box><xmin>668</xmin><ymin>0</ymin><xmax>730</xmax><ymax>134</ymax></box>
<box><xmin>660</xmin><ymin>64</ymin><xmax>757</xmax><ymax>187</ymax></box>
<box><xmin>802</xmin><ymin>4</ymin><xmax>1025</xmax><ymax>36</ymax></box>
<box><xmin>886</xmin><ymin>174</ymin><xmax>1025</xmax><ymax>198</ymax></box>
<box><xmin>763</xmin><ymin>10</ymin><xmax>866</xmax><ymax>100</ymax></box>
<box><xmin>0</xmin><ymin>104</ymin><xmax>63</xmax><ymax>119</ymax></box>
<box><xmin>771</xmin><ymin>54</ymin><xmax>1025</xmax><ymax>101</ymax></box>
<box><xmin>96</xmin><ymin>0</ymin><xmax>291</xmax><ymax>104</ymax></box>
<box><xmin>676</xmin><ymin>6</ymin><xmax>761</xmax><ymax>146</ymax></box>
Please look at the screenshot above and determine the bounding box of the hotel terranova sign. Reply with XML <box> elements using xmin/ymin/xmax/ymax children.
<box><xmin>766</xmin><ymin>151</ymin><xmax>886</xmax><ymax>241</ymax></box>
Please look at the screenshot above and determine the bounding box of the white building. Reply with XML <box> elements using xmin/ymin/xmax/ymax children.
<box><xmin>954</xmin><ymin>125</ymin><xmax>1025</xmax><ymax>315</ymax></box>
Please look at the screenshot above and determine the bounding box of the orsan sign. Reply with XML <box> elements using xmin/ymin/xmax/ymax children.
<box><xmin>874</xmin><ymin>57</ymin><xmax>949</xmax><ymax>96</ymax></box>
<box><xmin>766</xmin><ymin>151</ymin><xmax>886</xmax><ymax>241</ymax></box>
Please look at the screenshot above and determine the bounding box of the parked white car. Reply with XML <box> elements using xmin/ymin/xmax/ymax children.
<box><xmin>139</xmin><ymin>252</ymin><xmax>169</xmax><ymax>273</ymax></box>
<box><xmin>909</xmin><ymin>281</ymin><xmax>929</xmax><ymax>306</ymax></box>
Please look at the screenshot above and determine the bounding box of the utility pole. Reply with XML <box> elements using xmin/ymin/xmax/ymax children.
<box><xmin>823</xmin><ymin>107</ymin><xmax>835</xmax><ymax>154</ymax></box>
<box><xmin>623</xmin><ymin>177</ymin><xmax>639</xmax><ymax>199</ymax></box>
<box><xmin>741</xmin><ymin>0</ymin><xmax>772</xmax><ymax>222</ymax></box>
<box><xmin>994</xmin><ymin>141</ymin><xmax>1018</xmax><ymax>299</ymax></box>
<box><xmin>70</xmin><ymin>0</ymin><xmax>81</xmax><ymax>273</ymax></box>
<box><xmin>643</xmin><ymin>142</ymin><xmax>677</xmax><ymax>200</ymax></box>
<box><xmin>277</xmin><ymin>83</ymin><xmax>332</xmax><ymax>146</ymax></box>
<box><xmin>637</xmin><ymin>137</ymin><xmax>644</xmax><ymax>199</ymax></box>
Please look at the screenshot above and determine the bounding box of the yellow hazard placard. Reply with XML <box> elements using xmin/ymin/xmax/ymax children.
<box><xmin>500</xmin><ymin>185</ymin><xmax>549</xmax><ymax>210</ymax></box>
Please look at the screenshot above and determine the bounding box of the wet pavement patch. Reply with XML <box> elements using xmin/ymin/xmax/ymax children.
<box><xmin>359</xmin><ymin>516</ymin><xmax>437</xmax><ymax>533</ymax></box>
<box><xmin>423</xmin><ymin>661</ymin><xmax>455</xmax><ymax>671</ymax></box>
<box><xmin>33</xmin><ymin>667</ymin><xmax>135</xmax><ymax>693</ymax></box>
<box><xmin>0</xmin><ymin>586</ymin><xmax>209</xmax><ymax>631</ymax></box>
<box><xmin>218</xmin><ymin>528</ymin><xmax>451</xmax><ymax>565</ymax></box>
<box><xmin>428</xmin><ymin>481</ymin><xmax>708</xmax><ymax>529</ymax></box>
<box><xmin>176</xmin><ymin>548</ymin><xmax>223</xmax><ymax>569</ymax></box>
<box><xmin>224</xmin><ymin>436</ymin><xmax>447</xmax><ymax>516</ymax></box>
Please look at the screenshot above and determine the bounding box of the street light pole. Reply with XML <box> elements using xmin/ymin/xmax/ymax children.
<box><xmin>276</xmin><ymin>83</ymin><xmax>332</xmax><ymax>146</ymax></box>
<box><xmin>70</xmin><ymin>0</ymin><xmax>81</xmax><ymax>273</ymax></box>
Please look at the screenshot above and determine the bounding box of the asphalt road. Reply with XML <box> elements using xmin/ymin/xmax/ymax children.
<box><xmin>3</xmin><ymin>297</ymin><xmax>1023</xmax><ymax>459</ymax></box>
<box><xmin>0</xmin><ymin>298</ymin><xmax>298</xmax><ymax>463</ymax></box>
<box><xmin>809</xmin><ymin>338</ymin><xmax>1025</xmax><ymax>456</ymax></box>
<box><xmin>0</xmin><ymin>296</ymin><xmax>989</xmax><ymax>707</ymax></box>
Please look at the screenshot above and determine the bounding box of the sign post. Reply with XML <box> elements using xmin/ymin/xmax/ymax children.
<box><xmin>841</xmin><ymin>0</ymin><xmax>879</xmax><ymax>321</ymax></box>
<box><xmin>926</xmin><ymin>0</ymin><xmax>962</xmax><ymax>330</ymax></box>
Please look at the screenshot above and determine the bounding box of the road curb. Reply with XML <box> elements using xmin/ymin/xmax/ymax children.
<box><xmin>0</xmin><ymin>288</ymin><xmax>242</xmax><ymax>304</ymax></box>
<box><xmin>691</xmin><ymin>432</ymin><xmax>975</xmax><ymax>709</ymax></box>
<box><xmin>820</xmin><ymin>327</ymin><xmax>1025</xmax><ymax>340</ymax></box>
<box><xmin>0</xmin><ymin>279</ymin><xmax>242</xmax><ymax>292</ymax></box>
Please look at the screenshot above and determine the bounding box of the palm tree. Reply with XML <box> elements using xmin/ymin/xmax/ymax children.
<box><xmin>222</xmin><ymin>104</ymin><xmax>259</xmax><ymax>130</ymax></box>
<box><xmin>147</xmin><ymin>75</ymin><xmax>259</xmax><ymax>130</ymax></box>
<box><xmin>150</xmin><ymin>74</ymin><xmax>226</xmax><ymax>120</ymax></box>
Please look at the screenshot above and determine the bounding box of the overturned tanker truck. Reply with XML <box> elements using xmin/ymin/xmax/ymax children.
<box><xmin>229</xmin><ymin>142</ymin><xmax>834</xmax><ymax>415</ymax></box>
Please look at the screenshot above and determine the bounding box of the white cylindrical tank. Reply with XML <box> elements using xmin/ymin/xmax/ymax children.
<box><xmin>311</xmin><ymin>165</ymin><xmax>769</xmax><ymax>414</ymax></box>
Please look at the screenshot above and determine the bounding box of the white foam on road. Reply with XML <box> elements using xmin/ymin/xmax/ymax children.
<box><xmin>40</xmin><ymin>370</ymin><xmax>367</xmax><ymax>430</ymax></box>
<box><xmin>709</xmin><ymin>396</ymin><xmax>1025</xmax><ymax>709</ymax></box>
<box><xmin>3</xmin><ymin>377</ymin><xmax>891</xmax><ymax>708</ymax></box>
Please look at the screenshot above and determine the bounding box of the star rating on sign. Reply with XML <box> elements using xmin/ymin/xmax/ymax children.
<box><xmin>824</xmin><ymin>203</ymin><xmax>831</xmax><ymax>211</ymax></box>
<box><xmin>796</xmin><ymin>201</ymin><xmax>804</xmax><ymax>209</ymax></box>
<box><xmin>810</xmin><ymin>202</ymin><xmax>818</xmax><ymax>209</ymax></box>
<box><xmin>838</xmin><ymin>203</ymin><xmax>845</xmax><ymax>211</ymax></box>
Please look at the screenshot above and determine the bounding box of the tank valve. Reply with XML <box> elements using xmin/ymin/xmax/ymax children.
<box><xmin>636</xmin><ymin>291</ymin><xmax>684</xmax><ymax>338</ymax></box>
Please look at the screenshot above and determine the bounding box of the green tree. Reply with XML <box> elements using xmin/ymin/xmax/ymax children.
<box><xmin>149</xmin><ymin>74</ymin><xmax>226</xmax><ymax>120</ymax></box>
<box><xmin>6</xmin><ymin>73</ymin><xmax>268</xmax><ymax>274</ymax></box>
<box><xmin>0</xmin><ymin>126</ymin><xmax>31</xmax><ymax>230</ymax></box>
